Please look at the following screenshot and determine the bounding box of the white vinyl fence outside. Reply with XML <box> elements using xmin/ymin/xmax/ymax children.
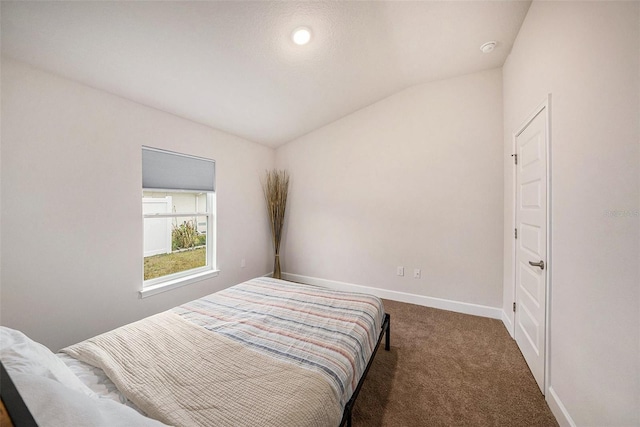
<box><xmin>143</xmin><ymin>196</ymin><xmax>172</xmax><ymax>257</ymax></box>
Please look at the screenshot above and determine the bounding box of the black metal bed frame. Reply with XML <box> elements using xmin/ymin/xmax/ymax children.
<box><xmin>339</xmin><ymin>312</ymin><xmax>391</xmax><ymax>427</ymax></box>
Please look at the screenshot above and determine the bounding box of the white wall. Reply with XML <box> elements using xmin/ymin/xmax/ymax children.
<box><xmin>276</xmin><ymin>69</ymin><xmax>504</xmax><ymax>309</ymax></box>
<box><xmin>502</xmin><ymin>2</ymin><xmax>639</xmax><ymax>425</ymax></box>
<box><xmin>0</xmin><ymin>58</ymin><xmax>275</xmax><ymax>351</ymax></box>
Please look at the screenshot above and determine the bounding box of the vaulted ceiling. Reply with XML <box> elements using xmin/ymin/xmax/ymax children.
<box><xmin>1</xmin><ymin>1</ymin><xmax>531</xmax><ymax>147</ymax></box>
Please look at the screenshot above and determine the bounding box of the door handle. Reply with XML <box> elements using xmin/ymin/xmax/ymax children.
<box><xmin>529</xmin><ymin>260</ymin><xmax>545</xmax><ymax>270</ymax></box>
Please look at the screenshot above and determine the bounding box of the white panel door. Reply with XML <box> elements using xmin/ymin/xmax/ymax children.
<box><xmin>515</xmin><ymin>107</ymin><xmax>547</xmax><ymax>393</ymax></box>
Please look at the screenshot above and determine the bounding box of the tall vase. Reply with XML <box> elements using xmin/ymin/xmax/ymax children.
<box><xmin>273</xmin><ymin>253</ymin><xmax>281</xmax><ymax>279</ymax></box>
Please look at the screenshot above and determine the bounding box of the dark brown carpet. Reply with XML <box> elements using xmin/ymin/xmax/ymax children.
<box><xmin>351</xmin><ymin>299</ymin><xmax>559</xmax><ymax>427</ymax></box>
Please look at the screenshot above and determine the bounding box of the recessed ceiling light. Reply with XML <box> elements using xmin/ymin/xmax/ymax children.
<box><xmin>292</xmin><ymin>27</ymin><xmax>312</xmax><ymax>45</ymax></box>
<box><xmin>480</xmin><ymin>41</ymin><xmax>497</xmax><ymax>54</ymax></box>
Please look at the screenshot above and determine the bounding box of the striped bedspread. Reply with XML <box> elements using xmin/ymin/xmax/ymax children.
<box><xmin>173</xmin><ymin>277</ymin><xmax>385</xmax><ymax>409</ymax></box>
<box><xmin>62</xmin><ymin>278</ymin><xmax>386</xmax><ymax>426</ymax></box>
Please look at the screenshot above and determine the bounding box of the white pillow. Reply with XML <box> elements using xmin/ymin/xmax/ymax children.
<box><xmin>0</xmin><ymin>326</ymin><xmax>96</xmax><ymax>397</ymax></box>
<box><xmin>11</xmin><ymin>372</ymin><xmax>169</xmax><ymax>427</ymax></box>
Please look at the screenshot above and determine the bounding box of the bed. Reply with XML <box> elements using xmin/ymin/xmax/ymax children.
<box><xmin>1</xmin><ymin>277</ymin><xmax>390</xmax><ymax>427</ymax></box>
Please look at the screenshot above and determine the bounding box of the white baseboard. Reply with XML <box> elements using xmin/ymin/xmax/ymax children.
<box><xmin>281</xmin><ymin>272</ymin><xmax>502</xmax><ymax>320</ymax></box>
<box><xmin>501</xmin><ymin>309</ymin><xmax>514</xmax><ymax>338</ymax></box>
<box><xmin>546</xmin><ymin>386</ymin><xmax>576</xmax><ymax>427</ymax></box>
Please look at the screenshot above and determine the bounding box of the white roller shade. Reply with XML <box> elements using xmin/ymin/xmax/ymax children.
<box><xmin>142</xmin><ymin>146</ymin><xmax>215</xmax><ymax>192</ymax></box>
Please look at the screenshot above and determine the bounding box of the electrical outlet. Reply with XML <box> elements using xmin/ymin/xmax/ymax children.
<box><xmin>396</xmin><ymin>266</ymin><xmax>404</xmax><ymax>277</ymax></box>
<box><xmin>241</xmin><ymin>258</ymin><xmax>246</xmax><ymax>268</ymax></box>
<box><xmin>413</xmin><ymin>268</ymin><xmax>421</xmax><ymax>279</ymax></box>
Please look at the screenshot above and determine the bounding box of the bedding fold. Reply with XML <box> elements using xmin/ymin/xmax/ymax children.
<box><xmin>62</xmin><ymin>311</ymin><xmax>342</xmax><ymax>427</ymax></box>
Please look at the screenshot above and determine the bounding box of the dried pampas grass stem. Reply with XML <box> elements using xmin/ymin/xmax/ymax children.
<box><xmin>262</xmin><ymin>169</ymin><xmax>289</xmax><ymax>279</ymax></box>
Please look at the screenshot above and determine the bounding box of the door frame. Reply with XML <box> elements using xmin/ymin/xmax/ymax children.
<box><xmin>511</xmin><ymin>94</ymin><xmax>552</xmax><ymax>395</ymax></box>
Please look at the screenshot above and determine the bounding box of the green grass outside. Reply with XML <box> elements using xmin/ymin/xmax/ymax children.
<box><xmin>144</xmin><ymin>247</ymin><xmax>206</xmax><ymax>280</ymax></box>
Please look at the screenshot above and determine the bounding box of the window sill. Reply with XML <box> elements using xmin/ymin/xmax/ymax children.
<box><xmin>139</xmin><ymin>269</ymin><xmax>220</xmax><ymax>299</ymax></box>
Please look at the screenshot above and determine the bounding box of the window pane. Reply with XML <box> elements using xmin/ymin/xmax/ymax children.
<box><xmin>142</xmin><ymin>191</ymin><xmax>208</xmax><ymax>214</ymax></box>
<box><xmin>143</xmin><ymin>215</ymin><xmax>208</xmax><ymax>281</ymax></box>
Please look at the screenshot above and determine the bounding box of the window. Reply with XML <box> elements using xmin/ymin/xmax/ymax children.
<box><xmin>141</xmin><ymin>147</ymin><xmax>217</xmax><ymax>297</ymax></box>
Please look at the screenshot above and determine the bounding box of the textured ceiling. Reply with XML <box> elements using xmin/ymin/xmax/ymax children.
<box><xmin>1</xmin><ymin>1</ymin><xmax>531</xmax><ymax>147</ymax></box>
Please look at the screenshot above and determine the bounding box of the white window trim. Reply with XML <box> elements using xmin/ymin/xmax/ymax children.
<box><xmin>141</xmin><ymin>191</ymin><xmax>217</xmax><ymax>298</ymax></box>
<box><xmin>139</xmin><ymin>269</ymin><xmax>220</xmax><ymax>298</ymax></box>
